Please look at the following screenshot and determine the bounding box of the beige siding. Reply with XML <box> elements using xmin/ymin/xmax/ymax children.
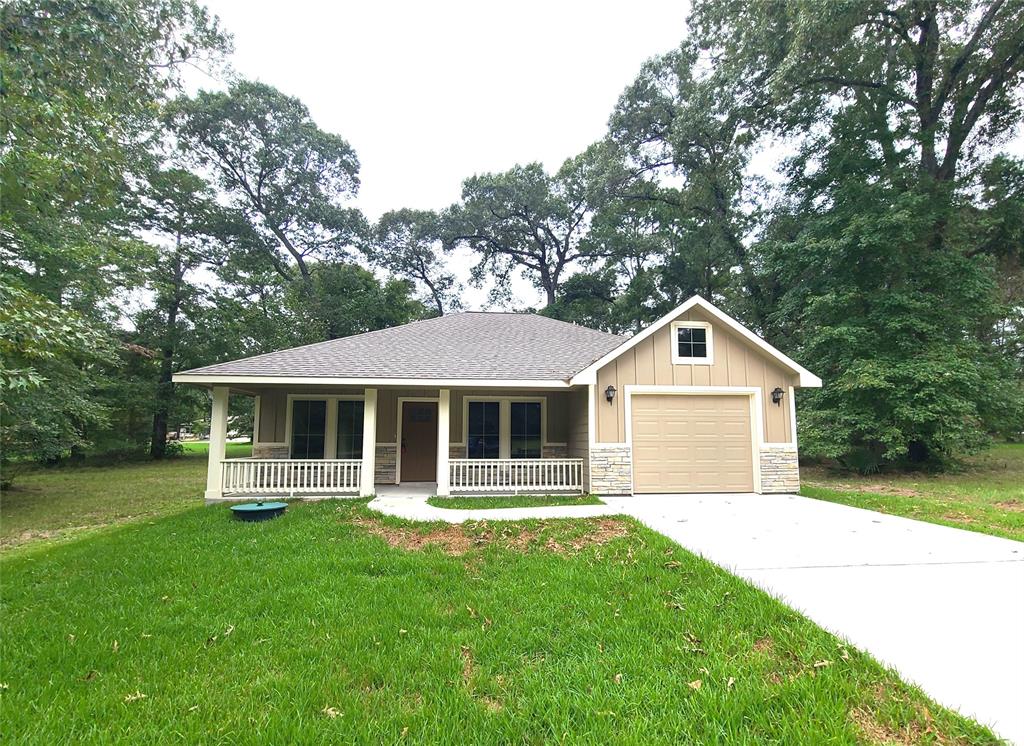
<box><xmin>566</xmin><ymin>387</ymin><xmax>590</xmax><ymax>490</ymax></box>
<box><xmin>595</xmin><ymin>307</ymin><xmax>798</xmax><ymax>444</ymax></box>
<box><xmin>255</xmin><ymin>390</ymin><xmax>287</xmax><ymax>443</ymax></box>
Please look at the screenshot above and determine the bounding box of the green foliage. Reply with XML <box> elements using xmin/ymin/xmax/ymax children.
<box><xmin>289</xmin><ymin>263</ymin><xmax>430</xmax><ymax>341</ymax></box>
<box><xmin>164</xmin><ymin>80</ymin><xmax>365</xmax><ymax>282</ymax></box>
<box><xmin>443</xmin><ymin>149</ymin><xmax>619</xmax><ymax>306</ymax></box>
<box><xmin>371</xmin><ymin>209</ymin><xmax>460</xmax><ymax>315</ymax></box>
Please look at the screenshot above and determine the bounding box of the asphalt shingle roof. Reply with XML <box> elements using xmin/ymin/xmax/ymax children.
<box><xmin>177</xmin><ymin>312</ymin><xmax>626</xmax><ymax>382</ymax></box>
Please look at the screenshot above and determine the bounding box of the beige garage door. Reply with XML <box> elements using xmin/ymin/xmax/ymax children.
<box><xmin>631</xmin><ymin>394</ymin><xmax>754</xmax><ymax>493</ymax></box>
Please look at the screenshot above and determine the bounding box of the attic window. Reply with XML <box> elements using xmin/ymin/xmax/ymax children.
<box><xmin>671</xmin><ymin>321</ymin><xmax>713</xmax><ymax>364</ymax></box>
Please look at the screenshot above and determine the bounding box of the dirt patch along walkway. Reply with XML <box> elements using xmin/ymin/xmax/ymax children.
<box><xmin>350</xmin><ymin>514</ymin><xmax>630</xmax><ymax>557</ymax></box>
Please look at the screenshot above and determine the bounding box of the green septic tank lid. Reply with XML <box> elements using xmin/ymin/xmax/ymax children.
<box><xmin>230</xmin><ymin>501</ymin><xmax>288</xmax><ymax>512</ymax></box>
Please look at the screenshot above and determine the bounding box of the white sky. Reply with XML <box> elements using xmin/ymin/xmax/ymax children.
<box><xmin>185</xmin><ymin>0</ymin><xmax>691</xmax><ymax>309</ymax></box>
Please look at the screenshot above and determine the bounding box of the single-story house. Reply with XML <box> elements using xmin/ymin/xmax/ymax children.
<box><xmin>173</xmin><ymin>296</ymin><xmax>821</xmax><ymax>500</ymax></box>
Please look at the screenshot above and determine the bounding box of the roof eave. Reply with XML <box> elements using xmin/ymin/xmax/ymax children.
<box><xmin>172</xmin><ymin>373</ymin><xmax>574</xmax><ymax>388</ymax></box>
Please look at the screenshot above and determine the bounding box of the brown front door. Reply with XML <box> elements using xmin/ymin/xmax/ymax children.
<box><xmin>400</xmin><ymin>401</ymin><xmax>438</xmax><ymax>482</ymax></box>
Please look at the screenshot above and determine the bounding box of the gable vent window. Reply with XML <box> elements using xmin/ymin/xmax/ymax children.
<box><xmin>672</xmin><ymin>322</ymin><xmax>713</xmax><ymax>364</ymax></box>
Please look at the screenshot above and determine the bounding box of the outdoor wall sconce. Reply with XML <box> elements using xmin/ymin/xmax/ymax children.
<box><xmin>771</xmin><ymin>387</ymin><xmax>785</xmax><ymax>406</ymax></box>
<box><xmin>605</xmin><ymin>385</ymin><xmax>617</xmax><ymax>404</ymax></box>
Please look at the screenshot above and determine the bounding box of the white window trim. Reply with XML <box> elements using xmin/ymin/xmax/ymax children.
<box><xmin>671</xmin><ymin>321</ymin><xmax>714</xmax><ymax>365</ymax></box>
<box><xmin>285</xmin><ymin>394</ymin><xmax>365</xmax><ymax>459</ymax></box>
<box><xmin>462</xmin><ymin>396</ymin><xmax>546</xmax><ymax>459</ymax></box>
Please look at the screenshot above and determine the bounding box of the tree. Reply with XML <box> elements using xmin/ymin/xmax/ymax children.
<box><xmin>164</xmin><ymin>80</ymin><xmax>366</xmax><ymax>284</ymax></box>
<box><xmin>371</xmin><ymin>209</ymin><xmax>460</xmax><ymax>315</ymax></box>
<box><xmin>134</xmin><ymin>167</ymin><xmax>226</xmax><ymax>458</ymax></box>
<box><xmin>443</xmin><ymin>147</ymin><xmax>618</xmax><ymax>306</ymax></box>
<box><xmin>0</xmin><ymin>0</ymin><xmax>229</xmax><ymax>470</ymax></box>
<box><xmin>691</xmin><ymin>0</ymin><xmax>1024</xmax><ymax>205</ymax></box>
<box><xmin>291</xmin><ymin>263</ymin><xmax>430</xmax><ymax>340</ymax></box>
<box><xmin>671</xmin><ymin>0</ymin><xmax>1024</xmax><ymax>466</ymax></box>
<box><xmin>0</xmin><ymin>278</ymin><xmax>116</xmax><ymax>485</ymax></box>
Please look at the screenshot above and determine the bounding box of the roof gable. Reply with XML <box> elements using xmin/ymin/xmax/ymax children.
<box><xmin>569</xmin><ymin>296</ymin><xmax>822</xmax><ymax>388</ymax></box>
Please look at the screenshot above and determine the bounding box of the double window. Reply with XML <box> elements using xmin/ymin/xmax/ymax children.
<box><xmin>466</xmin><ymin>400</ymin><xmax>542</xmax><ymax>459</ymax></box>
<box><xmin>289</xmin><ymin>398</ymin><xmax>364</xmax><ymax>459</ymax></box>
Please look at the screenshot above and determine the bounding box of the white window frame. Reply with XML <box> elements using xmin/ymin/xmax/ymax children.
<box><xmin>671</xmin><ymin>321</ymin><xmax>714</xmax><ymax>365</ymax></box>
<box><xmin>285</xmin><ymin>394</ymin><xmax>365</xmax><ymax>459</ymax></box>
<box><xmin>462</xmin><ymin>396</ymin><xmax>547</xmax><ymax>459</ymax></box>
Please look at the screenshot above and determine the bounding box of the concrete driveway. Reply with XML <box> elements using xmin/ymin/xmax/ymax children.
<box><xmin>604</xmin><ymin>493</ymin><xmax>1024</xmax><ymax>743</ymax></box>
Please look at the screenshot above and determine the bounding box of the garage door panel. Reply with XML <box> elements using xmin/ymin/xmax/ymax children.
<box><xmin>631</xmin><ymin>394</ymin><xmax>754</xmax><ymax>493</ymax></box>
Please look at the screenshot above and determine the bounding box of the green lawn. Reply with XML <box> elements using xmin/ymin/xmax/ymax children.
<box><xmin>0</xmin><ymin>499</ymin><xmax>997</xmax><ymax>743</ymax></box>
<box><xmin>427</xmin><ymin>494</ymin><xmax>605</xmax><ymax>510</ymax></box>
<box><xmin>802</xmin><ymin>442</ymin><xmax>1024</xmax><ymax>541</ymax></box>
<box><xmin>0</xmin><ymin>443</ymin><xmax>251</xmax><ymax>549</ymax></box>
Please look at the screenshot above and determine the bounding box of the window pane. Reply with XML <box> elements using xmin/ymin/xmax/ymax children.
<box><xmin>510</xmin><ymin>402</ymin><xmax>541</xmax><ymax>459</ymax></box>
<box><xmin>337</xmin><ymin>400</ymin><xmax>364</xmax><ymax>459</ymax></box>
<box><xmin>292</xmin><ymin>400</ymin><xmax>327</xmax><ymax>459</ymax></box>
<box><xmin>304</xmin><ymin>435</ymin><xmax>325</xmax><ymax>460</ymax></box>
<box><xmin>677</xmin><ymin>327</ymin><xmax>708</xmax><ymax>359</ymax></box>
<box><xmin>468</xmin><ymin>401</ymin><xmax>499</xmax><ymax>459</ymax></box>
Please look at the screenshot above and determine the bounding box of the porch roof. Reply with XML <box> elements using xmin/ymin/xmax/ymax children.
<box><xmin>174</xmin><ymin>312</ymin><xmax>624</xmax><ymax>384</ymax></box>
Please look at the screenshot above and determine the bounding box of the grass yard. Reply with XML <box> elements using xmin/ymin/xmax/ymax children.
<box><xmin>0</xmin><ymin>443</ymin><xmax>251</xmax><ymax>549</ymax></box>
<box><xmin>426</xmin><ymin>494</ymin><xmax>605</xmax><ymax>510</ymax></box>
<box><xmin>802</xmin><ymin>442</ymin><xmax>1024</xmax><ymax>542</ymax></box>
<box><xmin>0</xmin><ymin>499</ymin><xmax>998</xmax><ymax>744</ymax></box>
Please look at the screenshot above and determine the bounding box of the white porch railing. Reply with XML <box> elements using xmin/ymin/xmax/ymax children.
<box><xmin>449</xmin><ymin>458</ymin><xmax>584</xmax><ymax>494</ymax></box>
<box><xmin>222</xmin><ymin>459</ymin><xmax>362</xmax><ymax>496</ymax></box>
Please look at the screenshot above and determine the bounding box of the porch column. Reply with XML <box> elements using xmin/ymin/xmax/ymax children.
<box><xmin>436</xmin><ymin>388</ymin><xmax>450</xmax><ymax>495</ymax></box>
<box><xmin>205</xmin><ymin>385</ymin><xmax>229</xmax><ymax>501</ymax></box>
<box><xmin>360</xmin><ymin>388</ymin><xmax>377</xmax><ymax>497</ymax></box>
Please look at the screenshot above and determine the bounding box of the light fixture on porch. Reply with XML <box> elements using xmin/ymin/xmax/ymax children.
<box><xmin>771</xmin><ymin>387</ymin><xmax>785</xmax><ymax>406</ymax></box>
<box><xmin>604</xmin><ymin>385</ymin><xmax>616</xmax><ymax>404</ymax></box>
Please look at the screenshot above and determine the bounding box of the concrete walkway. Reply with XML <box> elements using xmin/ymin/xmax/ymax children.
<box><xmin>368</xmin><ymin>494</ymin><xmax>619</xmax><ymax>523</ymax></box>
<box><xmin>603</xmin><ymin>493</ymin><xmax>1024</xmax><ymax>744</ymax></box>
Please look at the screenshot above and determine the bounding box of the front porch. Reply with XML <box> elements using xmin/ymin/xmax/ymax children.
<box><xmin>202</xmin><ymin>385</ymin><xmax>589</xmax><ymax>500</ymax></box>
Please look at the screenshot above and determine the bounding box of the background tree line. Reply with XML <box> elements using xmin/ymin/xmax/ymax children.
<box><xmin>2</xmin><ymin>0</ymin><xmax>1022</xmax><ymax>483</ymax></box>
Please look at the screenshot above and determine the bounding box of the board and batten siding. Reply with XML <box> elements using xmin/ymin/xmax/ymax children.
<box><xmin>595</xmin><ymin>307</ymin><xmax>798</xmax><ymax>444</ymax></box>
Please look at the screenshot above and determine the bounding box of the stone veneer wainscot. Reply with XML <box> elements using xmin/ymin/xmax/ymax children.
<box><xmin>759</xmin><ymin>448</ymin><xmax>800</xmax><ymax>493</ymax></box>
<box><xmin>590</xmin><ymin>444</ymin><xmax>632</xmax><ymax>494</ymax></box>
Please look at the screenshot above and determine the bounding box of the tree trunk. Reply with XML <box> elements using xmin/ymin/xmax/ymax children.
<box><xmin>151</xmin><ymin>248</ymin><xmax>183</xmax><ymax>459</ymax></box>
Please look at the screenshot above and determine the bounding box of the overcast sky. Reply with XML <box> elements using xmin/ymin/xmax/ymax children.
<box><xmin>185</xmin><ymin>0</ymin><xmax>691</xmax><ymax>308</ymax></box>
